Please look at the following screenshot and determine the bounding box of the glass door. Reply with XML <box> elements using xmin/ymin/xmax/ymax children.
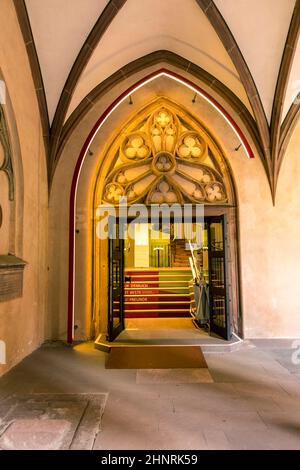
<box><xmin>207</xmin><ymin>216</ymin><xmax>231</xmax><ymax>340</ymax></box>
<box><xmin>108</xmin><ymin>222</ymin><xmax>125</xmax><ymax>341</ymax></box>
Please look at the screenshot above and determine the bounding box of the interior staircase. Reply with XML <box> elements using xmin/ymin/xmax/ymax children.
<box><xmin>124</xmin><ymin>268</ymin><xmax>193</xmax><ymax>318</ymax></box>
<box><xmin>172</xmin><ymin>240</ymin><xmax>190</xmax><ymax>267</ymax></box>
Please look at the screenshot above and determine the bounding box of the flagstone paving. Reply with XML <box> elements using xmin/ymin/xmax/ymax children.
<box><xmin>0</xmin><ymin>340</ymin><xmax>300</xmax><ymax>450</ymax></box>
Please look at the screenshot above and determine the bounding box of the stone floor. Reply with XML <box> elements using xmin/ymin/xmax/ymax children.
<box><xmin>117</xmin><ymin>318</ymin><xmax>224</xmax><ymax>344</ymax></box>
<box><xmin>96</xmin><ymin>318</ymin><xmax>241</xmax><ymax>352</ymax></box>
<box><xmin>0</xmin><ymin>339</ymin><xmax>300</xmax><ymax>450</ymax></box>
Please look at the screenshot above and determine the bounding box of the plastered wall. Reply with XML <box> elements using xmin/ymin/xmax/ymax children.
<box><xmin>239</xmin><ymin>118</ymin><xmax>300</xmax><ymax>338</ymax></box>
<box><xmin>49</xmin><ymin>66</ymin><xmax>300</xmax><ymax>341</ymax></box>
<box><xmin>0</xmin><ymin>0</ymin><xmax>48</xmax><ymax>376</ymax></box>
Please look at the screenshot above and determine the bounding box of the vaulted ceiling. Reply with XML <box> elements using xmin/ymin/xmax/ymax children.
<box><xmin>13</xmin><ymin>0</ymin><xmax>300</xmax><ymax>199</ymax></box>
<box><xmin>25</xmin><ymin>0</ymin><xmax>109</xmax><ymax>122</ymax></box>
<box><xmin>215</xmin><ymin>0</ymin><xmax>296</xmax><ymax>121</ymax></box>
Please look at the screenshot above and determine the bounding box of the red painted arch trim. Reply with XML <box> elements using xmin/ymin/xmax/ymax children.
<box><xmin>67</xmin><ymin>68</ymin><xmax>254</xmax><ymax>343</ymax></box>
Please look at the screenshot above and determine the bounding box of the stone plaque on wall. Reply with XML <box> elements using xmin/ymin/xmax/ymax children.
<box><xmin>0</xmin><ymin>255</ymin><xmax>26</xmax><ymax>302</ymax></box>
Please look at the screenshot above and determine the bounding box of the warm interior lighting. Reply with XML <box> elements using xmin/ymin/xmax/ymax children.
<box><xmin>80</xmin><ymin>70</ymin><xmax>253</xmax><ymax>170</ymax></box>
<box><xmin>68</xmin><ymin>69</ymin><xmax>254</xmax><ymax>342</ymax></box>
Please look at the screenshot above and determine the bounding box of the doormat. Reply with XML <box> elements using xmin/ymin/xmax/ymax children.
<box><xmin>105</xmin><ymin>346</ymin><xmax>208</xmax><ymax>369</ymax></box>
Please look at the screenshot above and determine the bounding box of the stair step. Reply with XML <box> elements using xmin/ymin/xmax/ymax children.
<box><xmin>126</xmin><ymin>308</ymin><xmax>190</xmax><ymax>312</ymax></box>
<box><xmin>125</xmin><ymin>293</ymin><xmax>190</xmax><ymax>298</ymax></box>
<box><xmin>125</xmin><ymin>309</ymin><xmax>191</xmax><ymax>317</ymax></box>
<box><xmin>125</xmin><ymin>287</ymin><xmax>189</xmax><ymax>291</ymax></box>
<box><xmin>125</xmin><ymin>293</ymin><xmax>189</xmax><ymax>296</ymax></box>
<box><xmin>124</xmin><ymin>269</ymin><xmax>192</xmax><ymax>320</ymax></box>
<box><xmin>125</xmin><ymin>291</ymin><xmax>190</xmax><ymax>297</ymax></box>
<box><xmin>124</xmin><ymin>300</ymin><xmax>190</xmax><ymax>305</ymax></box>
<box><xmin>125</xmin><ymin>308</ymin><xmax>190</xmax><ymax>312</ymax></box>
<box><xmin>124</xmin><ymin>308</ymin><xmax>190</xmax><ymax>313</ymax></box>
<box><xmin>174</xmin><ymin>254</ymin><xmax>189</xmax><ymax>257</ymax></box>
<box><xmin>125</xmin><ymin>279</ymin><xmax>191</xmax><ymax>284</ymax></box>
<box><xmin>125</xmin><ymin>281</ymin><xmax>191</xmax><ymax>286</ymax></box>
<box><xmin>126</xmin><ymin>273</ymin><xmax>192</xmax><ymax>277</ymax></box>
<box><xmin>125</xmin><ymin>295</ymin><xmax>190</xmax><ymax>302</ymax></box>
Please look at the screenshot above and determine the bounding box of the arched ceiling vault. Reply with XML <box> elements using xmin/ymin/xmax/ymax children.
<box><xmin>12</xmin><ymin>0</ymin><xmax>300</xmax><ymax>201</ymax></box>
<box><xmin>13</xmin><ymin>0</ymin><xmax>50</xmax><ymax>158</ymax></box>
<box><xmin>196</xmin><ymin>0</ymin><xmax>271</xmax><ymax>174</ymax></box>
<box><xmin>279</xmin><ymin>95</ymin><xmax>300</xmax><ymax>173</ymax></box>
<box><xmin>197</xmin><ymin>0</ymin><xmax>300</xmax><ymax>198</ymax></box>
<box><xmin>271</xmin><ymin>0</ymin><xmax>300</xmax><ymax>193</ymax></box>
<box><xmin>56</xmin><ymin>52</ymin><xmax>262</xmax><ymax>177</ymax></box>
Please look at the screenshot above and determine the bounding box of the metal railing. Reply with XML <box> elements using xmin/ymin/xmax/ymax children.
<box><xmin>187</xmin><ymin>240</ymin><xmax>210</xmax><ymax>328</ymax></box>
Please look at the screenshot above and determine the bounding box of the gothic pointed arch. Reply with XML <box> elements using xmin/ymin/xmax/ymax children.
<box><xmin>90</xmin><ymin>98</ymin><xmax>241</xmax><ymax>343</ymax></box>
<box><xmin>96</xmin><ymin>98</ymin><xmax>236</xmax><ymax>208</ymax></box>
<box><xmin>54</xmin><ymin>52</ymin><xmax>262</xmax><ymax>188</ymax></box>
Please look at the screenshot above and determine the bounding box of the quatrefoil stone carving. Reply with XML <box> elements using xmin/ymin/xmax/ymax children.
<box><xmin>148</xmin><ymin>180</ymin><xmax>178</xmax><ymax>204</ymax></box>
<box><xmin>177</xmin><ymin>132</ymin><xmax>206</xmax><ymax>161</ymax></box>
<box><xmin>103</xmin><ymin>183</ymin><xmax>124</xmax><ymax>204</ymax></box>
<box><xmin>103</xmin><ymin>104</ymin><xmax>227</xmax><ymax>205</ymax></box>
<box><xmin>122</xmin><ymin>133</ymin><xmax>151</xmax><ymax>161</ymax></box>
<box><xmin>155</xmin><ymin>110</ymin><xmax>172</xmax><ymax>128</ymax></box>
<box><xmin>152</xmin><ymin>152</ymin><xmax>176</xmax><ymax>176</ymax></box>
<box><xmin>206</xmin><ymin>184</ymin><xmax>224</xmax><ymax>201</ymax></box>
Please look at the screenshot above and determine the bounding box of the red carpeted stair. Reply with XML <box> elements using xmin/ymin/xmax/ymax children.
<box><xmin>124</xmin><ymin>269</ymin><xmax>193</xmax><ymax>318</ymax></box>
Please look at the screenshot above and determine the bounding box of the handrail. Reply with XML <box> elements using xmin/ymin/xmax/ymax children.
<box><xmin>188</xmin><ymin>240</ymin><xmax>201</xmax><ymax>285</ymax></box>
<box><xmin>187</xmin><ymin>240</ymin><xmax>210</xmax><ymax>329</ymax></box>
<box><xmin>189</xmin><ymin>256</ymin><xmax>196</xmax><ymax>281</ymax></box>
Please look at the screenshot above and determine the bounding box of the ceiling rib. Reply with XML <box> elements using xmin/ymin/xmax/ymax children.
<box><xmin>273</xmin><ymin>0</ymin><xmax>300</xmax><ymax>189</ymax></box>
<box><xmin>49</xmin><ymin>0</ymin><xmax>127</xmax><ymax>183</ymax></box>
<box><xmin>50</xmin><ymin>50</ymin><xmax>264</xmax><ymax>187</ymax></box>
<box><xmin>14</xmin><ymin>0</ymin><xmax>300</xmax><ymax>202</ymax></box>
<box><xmin>13</xmin><ymin>0</ymin><xmax>50</xmax><ymax>163</ymax></box>
<box><xmin>279</xmin><ymin>92</ymin><xmax>300</xmax><ymax>168</ymax></box>
<box><xmin>195</xmin><ymin>0</ymin><xmax>272</xmax><ymax>187</ymax></box>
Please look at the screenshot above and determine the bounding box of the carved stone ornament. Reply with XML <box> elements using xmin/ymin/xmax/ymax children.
<box><xmin>103</xmin><ymin>104</ymin><xmax>227</xmax><ymax>205</ymax></box>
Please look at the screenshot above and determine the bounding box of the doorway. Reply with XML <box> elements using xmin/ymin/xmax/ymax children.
<box><xmin>93</xmin><ymin>99</ymin><xmax>241</xmax><ymax>346</ymax></box>
<box><xmin>108</xmin><ymin>215</ymin><xmax>231</xmax><ymax>342</ymax></box>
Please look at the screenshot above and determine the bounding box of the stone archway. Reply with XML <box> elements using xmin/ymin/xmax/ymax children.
<box><xmin>92</xmin><ymin>98</ymin><xmax>241</xmax><ymax>340</ymax></box>
<box><xmin>60</xmin><ymin>68</ymin><xmax>255</xmax><ymax>344</ymax></box>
